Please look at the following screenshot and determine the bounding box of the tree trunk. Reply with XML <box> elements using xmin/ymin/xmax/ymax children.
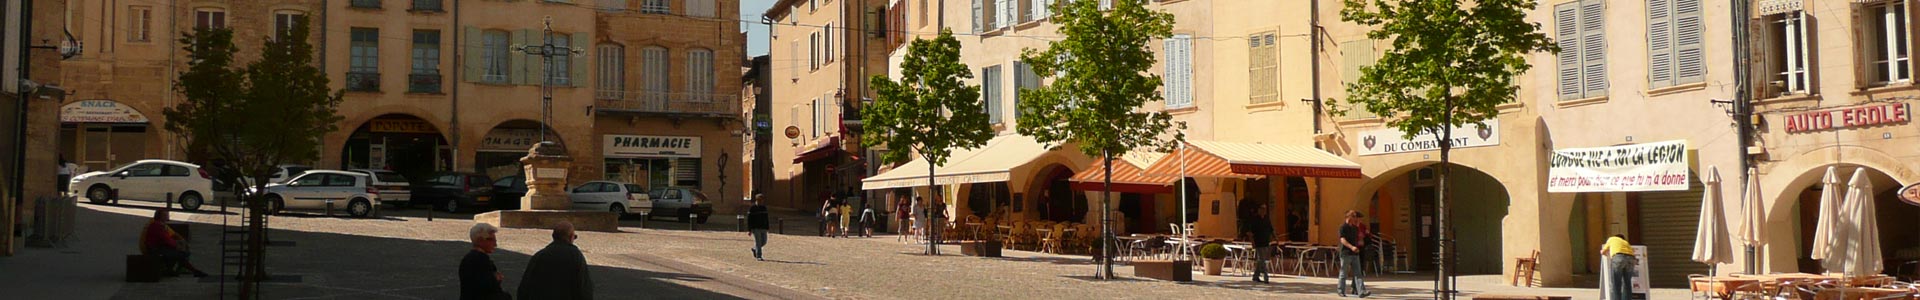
<box><xmin>927</xmin><ymin>159</ymin><xmax>939</xmax><ymax>256</ymax></box>
<box><xmin>1435</xmin><ymin>98</ymin><xmax>1456</xmax><ymax>300</ymax></box>
<box><xmin>1100</xmin><ymin>151</ymin><xmax>1115</xmax><ymax>279</ymax></box>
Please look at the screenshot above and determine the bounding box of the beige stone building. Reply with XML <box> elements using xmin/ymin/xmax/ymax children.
<box><xmin>52</xmin><ymin>0</ymin><xmax>743</xmax><ymax>213</ymax></box>
<box><xmin>4</xmin><ymin>0</ymin><xmax>73</xmax><ymax>256</ymax></box>
<box><xmin>763</xmin><ymin>0</ymin><xmax>888</xmax><ymax>210</ymax></box>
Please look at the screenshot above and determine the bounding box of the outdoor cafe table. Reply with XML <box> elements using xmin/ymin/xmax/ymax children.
<box><xmin>1690</xmin><ymin>276</ymin><xmax>1764</xmax><ymax>299</ymax></box>
<box><xmin>1814</xmin><ymin>287</ymin><xmax>1909</xmax><ymax>300</ymax></box>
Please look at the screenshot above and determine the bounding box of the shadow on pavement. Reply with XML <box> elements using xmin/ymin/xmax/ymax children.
<box><xmin>71</xmin><ymin>205</ymin><xmax>754</xmax><ymax>300</ymax></box>
<box><xmin>84</xmin><ymin>201</ymin><xmax>241</xmax><ymax>216</ymax></box>
<box><xmin>991</xmin><ymin>255</ymin><xmax>1099</xmax><ymax>266</ymax></box>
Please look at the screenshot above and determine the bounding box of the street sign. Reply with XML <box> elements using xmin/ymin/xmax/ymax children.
<box><xmin>784</xmin><ymin>126</ymin><xmax>801</xmax><ymax>139</ymax></box>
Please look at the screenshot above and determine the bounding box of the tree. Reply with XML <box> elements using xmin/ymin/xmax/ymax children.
<box><xmin>164</xmin><ymin>20</ymin><xmax>342</xmax><ymax>298</ymax></box>
<box><xmin>863</xmin><ymin>29</ymin><xmax>995</xmax><ymax>256</ymax></box>
<box><xmin>1016</xmin><ymin>0</ymin><xmax>1177</xmax><ymax>279</ymax></box>
<box><xmin>1332</xmin><ymin>0</ymin><xmax>1555</xmax><ymax>298</ymax></box>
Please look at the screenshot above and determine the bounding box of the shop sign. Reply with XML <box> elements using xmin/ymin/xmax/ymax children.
<box><xmin>60</xmin><ymin>100</ymin><xmax>148</xmax><ymax>123</ymax></box>
<box><xmin>480</xmin><ymin>129</ymin><xmax>540</xmax><ymax>152</ymax></box>
<box><xmin>1548</xmin><ymin>140</ymin><xmax>1690</xmax><ymax>193</ymax></box>
<box><xmin>1901</xmin><ymin>183</ymin><xmax>1920</xmax><ymax>207</ymax></box>
<box><xmin>604</xmin><ymin>135</ymin><xmax>702</xmax><ymax>158</ymax></box>
<box><xmin>370</xmin><ymin>119</ymin><xmax>438</xmax><ymax>134</ymax></box>
<box><xmin>1783</xmin><ymin>103</ymin><xmax>1909</xmax><ymax>133</ymax></box>
<box><xmin>1354</xmin><ymin>119</ymin><xmax>1500</xmax><ymax>156</ymax></box>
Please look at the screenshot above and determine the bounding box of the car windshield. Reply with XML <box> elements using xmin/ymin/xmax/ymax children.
<box><xmin>367</xmin><ymin>171</ymin><xmax>406</xmax><ymax>183</ymax></box>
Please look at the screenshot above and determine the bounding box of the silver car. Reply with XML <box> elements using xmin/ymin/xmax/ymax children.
<box><xmin>258</xmin><ymin>170</ymin><xmax>381</xmax><ymax>218</ymax></box>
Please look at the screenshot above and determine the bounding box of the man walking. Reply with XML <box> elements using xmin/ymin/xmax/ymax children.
<box><xmin>1338</xmin><ymin>210</ymin><xmax>1370</xmax><ymax>298</ymax></box>
<box><xmin>460</xmin><ymin>223</ymin><xmax>510</xmax><ymax>300</ymax></box>
<box><xmin>1248</xmin><ymin>202</ymin><xmax>1275</xmax><ymax>283</ymax></box>
<box><xmin>1601</xmin><ymin>234</ymin><xmax>1636</xmax><ymax>300</ymax></box>
<box><xmin>518</xmin><ymin>222</ymin><xmax>593</xmax><ymax>300</ymax></box>
<box><xmin>747</xmin><ymin>194</ymin><xmax>770</xmax><ymax>261</ymax></box>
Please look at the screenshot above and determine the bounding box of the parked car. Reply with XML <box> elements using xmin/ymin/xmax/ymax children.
<box><xmin>491</xmin><ymin>175</ymin><xmax>527</xmax><ymax>210</ymax></box>
<box><xmin>567</xmin><ymin>181</ymin><xmax>651</xmax><ymax>218</ymax></box>
<box><xmin>648</xmin><ymin>187</ymin><xmax>713</xmax><ymax>224</ymax></box>
<box><xmin>237</xmin><ymin>164</ymin><xmax>314</xmax><ymax>187</ymax></box>
<box><xmin>69</xmin><ymin>159</ymin><xmax>215</xmax><ymax>211</ymax></box>
<box><xmin>349</xmin><ymin>169</ymin><xmax>410</xmax><ymax>208</ymax></box>
<box><xmin>256</xmin><ymin>170</ymin><xmax>380</xmax><ymax>218</ymax></box>
<box><xmin>414</xmin><ymin>172</ymin><xmax>493</xmax><ymax>213</ymax></box>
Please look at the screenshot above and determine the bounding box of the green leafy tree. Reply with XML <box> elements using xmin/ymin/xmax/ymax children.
<box><xmin>1332</xmin><ymin>0</ymin><xmax>1555</xmax><ymax>297</ymax></box>
<box><xmin>864</xmin><ymin>29</ymin><xmax>994</xmax><ymax>256</ymax></box>
<box><xmin>164</xmin><ymin>20</ymin><xmax>342</xmax><ymax>294</ymax></box>
<box><xmin>1016</xmin><ymin>0</ymin><xmax>1177</xmax><ymax>279</ymax></box>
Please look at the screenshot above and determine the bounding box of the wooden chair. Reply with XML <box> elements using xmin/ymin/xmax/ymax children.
<box><xmin>1512</xmin><ymin>249</ymin><xmax>1540</xmax><ymax>287</ymax></box>
<box><xmin>1041</xmin><ymin>224</ymin><xmax>1068</xmax><ymax>254</ymax></box>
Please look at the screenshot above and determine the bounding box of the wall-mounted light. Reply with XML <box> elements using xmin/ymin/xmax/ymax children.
<box><xmin>1626</xmin><ymin>136</ymin><xmax>1634</xmax><ymax>142</ymax></box>
<box><xmin>1885</xmin><ymin>133</ymin><xmax>1894</xmax><ymax>140</ymax></box>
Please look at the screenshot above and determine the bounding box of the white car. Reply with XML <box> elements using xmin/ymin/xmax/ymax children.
<box><xmin>258</xmin><ymin>170</ymin><xmax>381</xmax><ymax>218</ymax></box>
<box><xmin>69</xmin><ymin>160</ymin><xmax>215</xmax><ymax>211</ymax></box>
<box><xmin>349</xmin><ymin>169</ymin><xmax>411</xmax><ymax>205</ymax></box>
<box><xmin>568</xmin><ymin>181</ymin><xmax>651</xmax><ymax>217</ymax></box>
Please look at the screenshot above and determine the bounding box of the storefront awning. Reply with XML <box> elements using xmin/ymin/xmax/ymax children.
<box><xmin>860</xmin><ymin>134</ymin><xmax>1052</xmax><ymax>190</ymax></box>
<box><xmin>1069</xmin><ymin>152</ymin><xmax>1176</xmax><ymax>193</ymax></box>
<box><xmin>1142</xmin><ymin>141</ymin><xmax>1363</xmax><ymax>179</ymax></box>
<box><xmin>792</xmin><ymin>136</ymin><xmax>841</xmax><ymax>163</ymax></box>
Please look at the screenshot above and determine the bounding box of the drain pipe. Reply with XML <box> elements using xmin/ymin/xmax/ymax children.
<box><xmin>450</xmin><ymin>0</ymin><xmax>461</xmax><ymax>171</ymax></box>
<box><xmin>1308</xmin><ymin>0</ymin><xmax>1326</xmax><ymax>241</ymax></box>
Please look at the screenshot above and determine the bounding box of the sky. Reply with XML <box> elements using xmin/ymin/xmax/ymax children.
<box><xmin>742</xmin><ymin>0</ymin><xmax>778</xmax><ymax>57</ymax></box>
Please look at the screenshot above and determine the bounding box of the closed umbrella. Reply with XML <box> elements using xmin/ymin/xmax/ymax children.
<box><xmin>1810</xmin><ymin>166</ymin><xmax>1843</xmax><ymax>261</ymax></box>
<box><xmin>1692</xmin><ymin>166</ymin><xmax>1733</xmax><ymax>267</ymax></box>
<box><xmin>1824</xmin><ymin>168</ymin><xmax>1883</xmax><ymax>277</ymax></box>
<box><xmin>1737</xmin><ymin>167</ymin><xmax>1768</xmax><ymax>254</ymax></box>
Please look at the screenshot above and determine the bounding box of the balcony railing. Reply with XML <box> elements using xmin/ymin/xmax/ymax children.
<box><xmin>411</xmin><ymin>0</ymin><xmax>442</xmax><ymax>12</ymax></box>
<box><xmin>346</xmin><ymin>72</ymin><xmax>380</xmax><ymax>92</ymax></box>
<box><xmin>408</xmin><ymin>73</ymin><xmax>441</xmax><ymax>93</ymax></box>
<box><xmin>351</xmin><ymin>0</ymin><xmax>382</xmax><ymax>9</ymax></box>
<box><xmin>595</xmin><ymin>92</ymin><xmax>740</xmax><ymax>117</ymax></box>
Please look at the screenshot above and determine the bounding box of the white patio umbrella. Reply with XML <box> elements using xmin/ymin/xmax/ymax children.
<box><xmin>1823</xmin><ymin>168</ymin><xmax>1884</xmax><ymax>277</ymax></box>
<box><xmin>1810</xmin><ymin>166</ymin><xmax>1843</xmax><ymax>261</ymax></box>
<box><xmin>1737</xmin><ymin>167</ymin><xmax>1768</xmax><ymax>257</ymax></box>
<box><xmin>1692</xmin><ymin>166</ymin><xmax>1733</xmax><ymax>268</ymax></box>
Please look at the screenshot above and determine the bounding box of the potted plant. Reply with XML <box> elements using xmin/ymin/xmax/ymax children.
<box><xmin>1200</xmin><ymin>241</ymin><xmax>1229</xmax><ymax>276</ymax></box>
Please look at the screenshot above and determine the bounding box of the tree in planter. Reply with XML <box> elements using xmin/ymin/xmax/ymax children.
<box><xmin>863</xmin><ymin>29</ymin><xmax>995</xmax><ymax>256</ymax></box>
<box><xmin>1332</xmin><ymin>0</ymin><xmax>1555</xmax><ymax>298</ymax></box>
<box><xmin>164</xmin><ymin>20</ymin><xmax>343</xmax><ymax>296</ymax></box>
<box><xmin>1016</xmin><ymin>0</ymin><xmax>1178</xmax><ymax>279</ymax></box>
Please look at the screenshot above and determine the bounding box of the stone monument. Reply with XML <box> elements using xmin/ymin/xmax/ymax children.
<box><xmin>475</xmin><ymin>142</ymin><xmax>618</xmax><ymax>232</ymax></box>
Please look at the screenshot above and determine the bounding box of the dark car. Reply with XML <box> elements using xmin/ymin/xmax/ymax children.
<box><xmin>414</xmin><ymin>172</ymin><xmax>493</xmax><ymax>213</ymax></box>
<box><xmin>648</xmin><ymin>187</ymin><xmax>714</xmax><ymax>224</ymax></box>
<box><xmin>490</xmin><ymin>175</ymin><xmax>527</xmax><ymax>211</ymax></box>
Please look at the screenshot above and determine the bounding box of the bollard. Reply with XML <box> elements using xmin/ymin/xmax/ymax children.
<box><xmin>165</xmin><ymin>192</ymin><xmax>174</xmax><ymax>209</ymax></box>
<box><xmin>736</xmin><ymin>215</ymin><xmax>747</xmax><ymax>232</ymax></box>
<box><xmin>688</xmin><ymin>213</ymin><xmax>697</xmax><ymax>231</ymax></box>
<box><xmin>325</xmin><ymin>200</ymin><xmax>335</xmax><ymax>217</ymax></box>
<box><xmin>778</xmin><ymin>218</ymin><xmax>785</xmax><ymax>235</ymax></box>
<box><xmin>638</xmin><ymin>212</ymin><xmax>648</xmax><ymax>229</ymax></box>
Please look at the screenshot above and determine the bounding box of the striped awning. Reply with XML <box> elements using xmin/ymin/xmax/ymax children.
<box><xmin>1142</xmin><ymin>141</ymin><xmax>1363</xmax><ymax>179</ymax></box>
<box><xmin>1069</xmin><ymin>152</ymin><xmax>1176</xmax><ymax>193</ymax></box>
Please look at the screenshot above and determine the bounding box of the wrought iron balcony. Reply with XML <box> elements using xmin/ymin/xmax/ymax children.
<box><xmin>408</xmin><ymin>73</ymin><xmax>441</xmax><ymax>93</ymax></box>
<box><xmin>346</xmin><ymin>72</ymin><xmax>380</xmax><ymax>92</ymax></box>
<box><xmin>594</xmin><ymin>92</ymin><xmax>740</xmax><ymax>118</ymax></box>
<box><xmin>351</xmin><ymin>0</ymin><xmax>382</xmax><ymax>9</ymax></box>
<box><xmin>411</xmin><ymin>0</ymin><xmax>443</xmax><ymax>12</ymax></box>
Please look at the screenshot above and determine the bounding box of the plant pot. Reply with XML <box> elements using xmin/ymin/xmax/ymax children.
<box><xmin>1203</xmin><ymin>258</ymin><xmax>1225</xmax><ymax>275</ymax></box>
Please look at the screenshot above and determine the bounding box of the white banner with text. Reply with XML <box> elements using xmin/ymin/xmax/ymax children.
<box><xmin>1548</xmin><ymin>140</ymin><xmax>1690</xmax><ymax>193</ymax></box>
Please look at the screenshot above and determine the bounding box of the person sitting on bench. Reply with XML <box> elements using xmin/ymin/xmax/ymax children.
<box><xmin>141</xmin><ymin>209</ymin><xmax>208</xmax><ymax>278</ymax></box>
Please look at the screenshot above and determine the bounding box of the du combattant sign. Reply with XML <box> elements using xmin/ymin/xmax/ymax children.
<box><xmin>1354</xmin><ymin>119</ymin><xmax>1501</xmax><ymax>156</ymax></box>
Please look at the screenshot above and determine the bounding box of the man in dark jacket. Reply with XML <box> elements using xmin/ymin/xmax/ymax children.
<box><xmin>460</xmin><ymin>223</ymin><xmax>510</xmax><ymax>300</ymax></box>
<box><xmin>1248</xmin><ymin>202</ymin><xmax>1275</xmax><ymax>283</ymax></box>
<box><xmin>518</xmin><ymin>222</ymin><xmax>593</xmax><ymax>300</ymax></box>
<box><xmin>747</xmin><ymin>194</ymin><xmax>770</xmax><ymax>261</ymax></box>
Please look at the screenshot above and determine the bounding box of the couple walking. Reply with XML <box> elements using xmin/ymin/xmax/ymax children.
<box><xmin>460</xmin><ymin>222</ymin><xmax>594</xmax><ymax>300</ymax></box>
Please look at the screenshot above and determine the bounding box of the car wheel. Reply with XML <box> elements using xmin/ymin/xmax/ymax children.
<box><xmin>266</xmin><ymin>195</ymin><xmax>286</xmax><ymax>214</ymax></box>
<box><xmin>178</xmin><ymin>192</ymin><xmax>205</xmax><ymax>211</ymax></box>
<box><xmin>348</xmin><ymin>198</ymin><xmax>373</xmax><ymax>218</ymax></box>
<box><xmin>86</xmin><ymin>185</ymin><xmax>111</xmax><ymax>204</ymax></box>
<box><xmin>610</xmin><ymin>204</ymin><xmax>628</xmax><ymax>219</ymax></box>
<box><xmin>444</xmin><ymin>199</ymin><xmax>461</xmax><ymax>213</ymax></box>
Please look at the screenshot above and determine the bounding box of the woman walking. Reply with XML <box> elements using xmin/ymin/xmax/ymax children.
<box><xmin>821</xmin><ymin>196</ymin><xmax>840</xmax><ymax>238</ymax></box>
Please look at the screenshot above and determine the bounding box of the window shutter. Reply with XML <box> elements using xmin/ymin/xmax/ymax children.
<box><xmin>973</xmin><ymin>0</ymin><xmax>984</xmax><ymax>33</ymax></box>
<box><xmin>1647</xmin><ymin>0</ymin><xmax>1673</xmax><ymax>88</ymax></box>
<box><xmin>510</xmin><ymin>29</ymin><xmax>529</xmax><ymax>85</ymax></box>
<box><xmin>1749</xmin><ymin>17</ymin><xmax>1774</xmax><ymax>98</ymax></box>
<box><xmin>1795</xmin><ymin>11</ymin><xmax>1815</xmax><ymax>94</ymax></box>
<box><xmin>1014</xmin><ymin>61</ymin><xmax>1028</xmax><ymax>121</ymax></box>
<box><xmin>790</xmin><ymin>40</ymin><xmax>800</xmax><ymax>80</ymax></box>
<box><xmin>1671</xmin><ymin>0</ymin><xmax>1704</xmax><ymax>84</ymax></box>
<box><xmin>1163</xmin><ymin>38</ymin><xmax>1176</xmax><ymax>102</ymax></box>
<box><xmin>998</xmin><ymin>0</ymin><xmax>1013</xmax><ymax>28</ymax></box>
<box><xmin>464</xmin><ymin>26</ymin><xmax>482</xmax><ymax>83</ymax></box>
<box><xmin>1580</xmin><ymin>0</ymin><xmax>1608</xmax><ymax>97</ymax></box>
<box><xmin>1555</xmin><ymin>3</ymin><xmax>1582</xmax><ymax>100</ymax></box>
<box><xmin>572</xmin><ymin>32</ymin><xmax>590</xmax><ymax>87</ymax></box>
<box><xmin>1853</xmin><ymin>3</ymin><xmax>1871</xmax><ymax>89</ymax></box>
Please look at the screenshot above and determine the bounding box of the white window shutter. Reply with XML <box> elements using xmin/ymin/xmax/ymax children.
<box><xmin>997</xmin><ymin>0</ymin><xmax>1012</xmax><ymax>28</ymax></box>
<box><xmin>1580</xmin><ymin>0</ymin><xmax>1608</xmax><ymax>97</ymax></box>
<box><xmin>973</xmin><ymin>0</ymin><xmax>985</xmax><ymax>33</ymax></box>
<box><xmin>1647</xmin><ymin>0</ymin><xmax>1673</xmax><ymax>88</ymax></box>
<box><xmin>1673</xmin><ymin>0</ymin><xmax>1705</xmax><ymax>84</ymax></box>
<box><xmin>1555</xmin><ymin>3</ymin><xmax>1582</xmax><ymax>100</ymax></box>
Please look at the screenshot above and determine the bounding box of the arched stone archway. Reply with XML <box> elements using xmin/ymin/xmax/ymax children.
<box><xmin>1764</xmin><ymin>162</ymin><xmax>1913</xmax><ymax>274</ymax></box>
<box><xmin>338</xmin><ymin>114</ymin><xmax>451</xmax><ymax>185</ymax></box>
<box><xmin>1028</xmin><ymin>164</ymin><xmax>1082</xmax><ymax>222</ymax></box>
<box><xmin>1352</xmin><ymin>161</ymin><xmax>1511</xmax><ymax>275</ymax></box>
<box><xmin>473</xmin><ymin>119</ymin><xmax>564</xmax><ymax>180</ymax></box>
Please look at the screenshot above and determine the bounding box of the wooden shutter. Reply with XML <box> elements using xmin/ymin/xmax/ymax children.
<box><xmin>1853</xmin><ymin>3</ymin><xmax>1872</xmax><ymax>89</ymax></box>
<box><xmin>572</xmin><ymin>32</ymin><xmax>591</xmax><ymax>87</ymax></box>
<box><xmin>1750</xmin><ymin>17</ymin><xmax>1774</xmax><ymax>98</ymax></box>
<box><xmin>1580</xmin><ymin>0</ymin><xmax>1608</xmax><ymax>97</ymax></box>
<box><xmin>510</xmin><ymin>29</ymin><xmax>529</xmax><ymax>85</ymax></box>
<box><xmin>973</xmin><ymin>0</ymin><xmax>984</xmax><ymax>33</ymax></box>
<box><xmin>464</xmin><ymin>26</ymin><xmax>481</xmax><ymax>82</ymax></box>
<box><xmin>1555</xmin><ymin>3</ymin><xmax>1582</xmax><ymax>100</ymax></box>
<box><xmin>790</xmin><ymin>40</ymin><xmax>800</xmax><ymax>80</ymax></box>
<box><xmin>1673</xmin><ymin>0</ymin><xmax>1705</xmax><ymax>84</ymax></box>
<box><xmin>1648</xmin><ymin>0</ymin><xmax>1674</xmax><ymax>88</ymax></box>
<box><xmin>1798</xmin><ymin>11</ymin><xmax>1817</xmax><ymax>94</ymax></box>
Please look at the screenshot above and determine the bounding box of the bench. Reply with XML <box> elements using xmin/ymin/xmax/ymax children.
<box><xmin>1470</xmin><ymin>295</ymin><xmax>1571</xmax><ymax>300</ymax></box>
<box><xmin>1133</xmin><ymin>259</ymin><xmax>1193</xmax><ymax>282</ymax></box>
<box><xmin>125</xmin><ymin>255</ymin><xmax>162</xmax><ymax>282</ymax></box>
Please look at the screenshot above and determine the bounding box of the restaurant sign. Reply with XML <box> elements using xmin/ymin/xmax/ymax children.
<box><xmin>60</xmin><ymin>100</ymin><xmax>148</xmax><ymax>123</ymax></box>
<box><xmin>1354</xmin><ymin>119</ymin><xmax>1500</xmax><ymax>156</ymax></box>
<box><xmin>1782</xmin><ymin>103</ymin><xmax>1909</xmax><ymax>133</ymax></box>
<box><xmin>603</xmin><ymin>135</ymin><xmax>702</xmax><ymax>158</ymax></box>
<box><xmin>1548</xmin><ymin>140</ymin><xmax>1691</xmax><ymax>193</ymax></box>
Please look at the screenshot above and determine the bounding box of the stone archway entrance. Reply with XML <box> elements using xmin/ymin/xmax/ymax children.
<box><xmin>341</xmin><ymin>114</ymin><xmax>450</xmax><ymax>185</ymax></box>
<box><xmin>1359</xmin><ymin>162</ymin><xmax>1510</xmax><ymax>275</ymax></box>
<box><xmin>474</xmin><ymin>120</ymin><xmax>563</xmax><ymax>180</ymax></box>
<box><xmin>1781</xmin><ymin>165</ymin><xmax>1913</xmax><ymax>275</ymax></box>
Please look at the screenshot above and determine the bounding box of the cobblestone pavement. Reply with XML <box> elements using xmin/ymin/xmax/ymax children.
<box><xmin>17</xmin><ymin>200</ymin><xmax>1692</xmax><ymax>299</ymax></box>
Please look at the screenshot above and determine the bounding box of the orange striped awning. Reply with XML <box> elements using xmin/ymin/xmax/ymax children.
<box><xmin>1142</xmin><ymin>141</ymin><xmax>1363</xmax><ymax>179</ymax></box>
<box><xmin>1069</xmin><ymin>152</ymin><xmax>1176</xmax><ymax>193</ymax></box>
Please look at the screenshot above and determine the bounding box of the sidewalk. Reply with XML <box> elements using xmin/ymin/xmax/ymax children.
<box><xmin>0</xmin><ymin>201</ymin><xmax>231</xmax><ymax>299</ymax></box>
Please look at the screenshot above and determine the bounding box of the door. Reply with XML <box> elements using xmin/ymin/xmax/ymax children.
<box><xmin>118</xmin><ymin>162</ymin><xmax>168</xmax><ymax>201</ymax></box>
<box><xmin>282</xmin><ymin>173</ymin><xmax>327</xmax><ymax>206</ymax></box>
<box><xmin>1412</xmin><ymin>185</ymin><xmax>1437</xmax><ymax>271</ymax></box>
<box><xmin>80</xmin><ymin>125</ymin><xmax>113</xmax><ymax>171</ymax></box>
<box><xmin>158</xmin><ymin>165</ymin><xmax>195</xmax><ymax>201</ymax></box>
<box><xmin>570</xmin><ymin>182</ymin><xmax>607</xmax><ymax>210</ymax></box>
<box><xmin>323</xmin><ymin>174</ymin><xmax>360</xmax><ymax>205</ymax></box>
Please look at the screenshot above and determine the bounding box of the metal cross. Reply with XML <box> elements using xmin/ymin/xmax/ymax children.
<box><xmin>510</xmin><ymin>16</ymin><xmax>584</xmax><ymax>143</ymax></box>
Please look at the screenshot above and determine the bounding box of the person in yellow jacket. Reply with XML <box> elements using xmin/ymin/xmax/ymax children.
<box><xmin>1600</xmin><ymin>234</ymin><xmax>1637</xmax><ymax>300</ymax></box>
<box><xmin>837</xmin><ymin>201</ymin><xmax>853</xmax><ymax>238</ymax></box>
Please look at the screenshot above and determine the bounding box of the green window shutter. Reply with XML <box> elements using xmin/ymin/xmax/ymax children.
<box><xmin>510</xmin><ymin>29</ymin><xmax>528</xmax><ymax>85</ymax></box>
<box><xmin>1672</xmin><ymin>0</ymin><xmax>1705</xmax><ymax>84</ymax></box>
<box><xmin>1647</xmin><ymin>0</ymin><xmax>1673</xmax><ymax>88</ymax></box>
<box><xmin>463</xmin><ymin>26</ymin><xmax>482</xmax><ymax>83</ymax></box>
<box><xmin>572</xmin><ymin>32</ymin><xmax>590</xmax><ymax>87</ymax></box>
<box><xmin>1554</xmin><ymin>2</ymin><xmax>1582</xmax><ymax>100</ymax></box>
<box><xmin>1579</xmin><ymin>0</ymin><xmax>1608</xmax><ymax>97</ymax></box>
